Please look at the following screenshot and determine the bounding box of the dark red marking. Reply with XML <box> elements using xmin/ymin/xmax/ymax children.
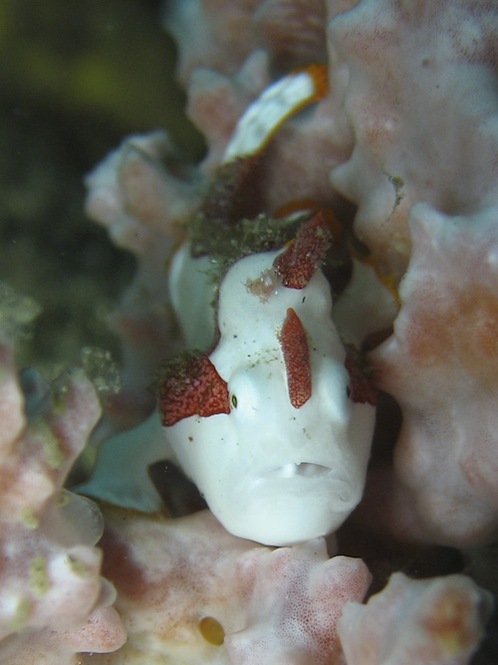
<box><xmin>158</xmin><ymin>352</ymin><xmax>230</xmax><ymax>426</ymax></box>
<box><xmin>362</xmin><ymin>327</ymin><xmax>393</xmax><ymax>352</ymax></box>
<box><xmin>273</xmin><ymin>211</ymin><xmax>332</xmax><ymax>289</ymax></box>
<box><xmin>100</xmin><ymin>526</ymin><xmax>146</xmax><ymax>601</ymax></box>
<box><xmin>280</xmin><ymin>308</ymin><xmax>312</xmax><ymax>408</ymax></box>
<box><xmin>344</xmin><ymin>350</ymin><xmax>377</xmax><ymax>406</ymax></box>
<box><xmin>199</xmin><ymin>155</ymin><xmax>261</xmax><ymax>224</ymax></box>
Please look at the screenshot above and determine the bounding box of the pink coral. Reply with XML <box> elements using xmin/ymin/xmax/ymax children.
<box><xmin>85</xmin><ymin>130</ymin><xmax>198</xmax><ymax>254</ymax></box>
<box><xmin>166</xmin><ymin>0</ymin><xmax>262</xmax><ymax>84</ymax></box>
<box><xmin>337</xmin><ymin>571</ymin><xmax>493</xmax><ymax>665</ymax></box>
<box><xmin>226</xmin><ymin>540</ymin><xmax>371</xmax><ymax>665</ymax></box>
<box><xmin>324</xmin><ymin>0</ymin><xmax>498</xmax><ymax>550</ymax></box>
<box><xmin>328</xmin><ymin>0</ymin><xmax>498</xmax><ymax>275</ymax></box>
<box><xmin>0</xmin><ymin>342</ymin><xmax>125</xmax><ymax>663</ymax></box>
<box><xmin>364</xmin><ymin>205</ymin><xmax>498</xmax><ymax>547</ymax></box>
<box><xmin>81</xmin><ymin>508</ymin><xmax>374</xmax><ymax>665</ymax></box>
<box><xmin>165</xmin><ymin>0</ymin><xmax>335</xmax><ymax>84</ymax></box>
<box><xmin>85</xmin><ymin>130</ymin><xmax>197</xmax><ymax>426</ymax></box>
<box><xmin>167</xmin><ymin>1</ymin><xmax>353</xmax><ymax>198</ymax></box>
<box><xmin>81</xmin><ymin>508</ymin><xmax>261</xmax><ymax>664</ymax></box>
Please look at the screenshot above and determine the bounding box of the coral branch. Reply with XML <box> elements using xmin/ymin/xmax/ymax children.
<box><xmin>0</xmin><ymin>342</ymin><xmax>125</xmax><ymax>663</ymax></box>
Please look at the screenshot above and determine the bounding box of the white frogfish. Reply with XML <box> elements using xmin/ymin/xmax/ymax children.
<box><xmin>159</xmin><ymin>213</ymin><xmax>376</xmax><ymax>545</ymax></box>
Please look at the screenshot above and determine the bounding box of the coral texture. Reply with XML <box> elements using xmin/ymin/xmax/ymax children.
<box><xmin>338</xmin><ymin>571</ymin><xmax>493</xmax><ymax>665</ymax></box>
<box><xmin>329</xmin><ymin>0</ymin><xmax>498</xmax><ymax>275</ymax></box>
<box><xmin>82</xmin><ymin>508</ymin><xmax>374</xmax><ymax>665</ymax></box>
<box><xmin>84</xmin><ymin>130</ymin><xmax>198</xmax><ymax>427</ymax></box>
<box><xmin>0</xmin><ymin>341</ymin><xmax>125</xmax><ymax>664</ymax></box>
<box><xmin>80</xmin><ymin>508</ymin><xmax>258</xmax><ymax>665</ymax></box>
<box><xmin>365</xmin><ymin>207</ymin><xmax>498</xmax><ymax>547</ymax></box>
<box><xmin>225</xmin><ymin>541</ymin><xmax>371</xmax><ymax>665</ymax></box>
<box><xmin>79</xmin><ymin>508</ymin><xmax>492</xmax><ymax>665</ymax></box>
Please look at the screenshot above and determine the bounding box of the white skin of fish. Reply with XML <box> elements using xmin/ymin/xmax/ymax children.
<box><xmin>165</xmin><ymin>248</ymin><xmax>376</xmax><ymax>545</ymax></box>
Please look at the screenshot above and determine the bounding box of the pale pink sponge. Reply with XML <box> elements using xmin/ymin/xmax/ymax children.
<box><xmin>226</xmin><ymin>540</ymin><xmax>371</xmax><ymax>665</ymax></box>
<box><xmin>338</xmin><ymin>571</ymin><xmax>493</xmax><ymax>665</ymax></box>
<box><xmin>0</xmin><ymin>342</ymin><xmax>125</xmax><ymax>663</ymax></box>
<box><xmin>366</xmin><ymin>204</ymin><xmax>498</xmax><ymax>547</ymax></box>
<box><xmin>329</xmin><ymin>0</ymin><xmax>498</xmax><ymax>275</ymax></box>
<box><xmin>83</xmin><ymin>508</ymin><xmax>258</xmax><ymax>664</ymax></box>
<box><xmin>79</xmin><ymin>508</ymin><xmax>373</xmax><ymax>665</ymax></box>
<box><xmin>85</xmin><ymin>129</ymin><xmax>199</xmax><ymax>254</ymax></box>
<box><xmin>84</xmin><ymin>130</ymin><xmax>201</xmax><ymax>425</ymax></box>
<box><xmin>166</xmin><ymin>0</ymin><xmax>353</xmax><ymax>202</ymax></box>
<box><xmin>166</xmin><ymin>0</ymin><xmax>263</xmax><ymax>84</ymax></box>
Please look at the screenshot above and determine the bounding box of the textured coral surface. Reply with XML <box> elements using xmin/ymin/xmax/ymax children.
<box><xmin>338</xmin><ymin>572</ymin><xmax>493</xmax><ymax>665</ymax></box>
<box><xmin>329</xmin><ymin>0</ymin><xmax>498</xmax><ymax>274</ymax></box>
<box><xmin>83</xmin><ymin>509</ymin><xmax>374</xmax><ymax>665</ymax></box>
<box><xmin>366</xmin><ymin>207</ymin><xmax>498</xmax><ymax>547</ymax></box>
<box><xmin>0</xmin><ymin>342</ymin><xmax>125</xmax><ymax>664</ymax></box>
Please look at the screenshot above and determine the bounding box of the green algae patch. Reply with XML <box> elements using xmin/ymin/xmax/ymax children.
<box><xmin>66</xmin><ymin>554</ymin><xmax>91</xmax><ymax>578</ymax></box>
<box><xmin>30</xmin><ymin>555</ymin><xmax>49</xmax><ymax>596</ymax></box>
<box><xmin>11</xmin><ymin>597</ymin><xmax>31</xmax><ymax>632</ymax></box>
<box><xmin>29</xmin><ymin>420</ymin><xmax>66</xmax><ymax>471</ymax></box>
<box><xmin>20</xmin><ymin>509</ymin><xmax>40</xmax><ymax>530</ymax></box>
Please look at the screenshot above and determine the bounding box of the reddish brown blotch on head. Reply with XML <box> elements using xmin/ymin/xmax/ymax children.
<box><xmin>158</xmin><ymin>352</ymin><xmax>230</xmax><ymax>426</ymax></box>
<box><xmin>279</xmin><ymin>307</ymin><xmax>312</xmax><ymax>408</ymax></box>
<box><xmin>273</xmin><ymin>210</ymin><xmax>332</xmax><ymax>288</ymax></box>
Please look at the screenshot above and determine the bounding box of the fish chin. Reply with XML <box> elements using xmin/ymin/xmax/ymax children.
<box><xmin>211</xmin><ymin>471</ymin><xmax>360</xmax><ymax>546</ymax></box>
<box><xmin>264</xmin><ymin>462</ymin><xmax>332</xmax><ymax>479</ymax></box>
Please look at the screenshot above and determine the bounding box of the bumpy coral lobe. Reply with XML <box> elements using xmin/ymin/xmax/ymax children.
<box><xmin>404</xmin><ymin>286</ymin><xmax>498</xmax><ymax>379</ymax></box>
<box><xmin>273</xmin><ymin>211</ymin><xmax>332</xmax><ymax>288</ymax></box>
<box><xmin>158</xmin><ymin>352</ymin><xmax>230</xmax><ymax>426</ymax></box>
<box><xmin>226</xmin><ymin>543</ymin><xmax>372</xmax><ymax>665</ymax></box>
<box><xmin>337</xmin><ymin>572</ymin><xmax>492</xmax><ymax>665</ymax></box>
<box><xmin>279</xmin><ymin>308</ymin><xmax>312</xmax><ymax>409</ymax></box>
<box><xmin>254</xmin><ymin>0</ymin><xmax>328</xmax><ymax>72</ymax></box>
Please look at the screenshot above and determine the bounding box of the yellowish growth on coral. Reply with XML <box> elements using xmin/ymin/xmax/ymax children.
<box><xmin>56</xmin><ymin>489</ymin><xmax>71</xmax><ymax>508</ymax></box>
<box><xmin>30</xmin><ymin>421</ymin><xmax>65</xmax><ymax>470</ymax></box>
<box><xmin>20</xmin><ymin>508</ymin><xmax>40</xmax><ymax>530</ymax></box>
<box><xmin>50</xmin><ymin>377</ymin><xmax>71</xmax><ymax>416</ymax></box>
<box><xmin>423</xmin><ymin>590</ymin><xmax>477</xmax><ymax>656</ymax></box>
<box><xmin>30</xmin><ymin>555</ymin><xmax>49</xmax><ymax>596</ymax></box>
<box><xmin>66</xmin><ymin>554</ymin><xmax>91</xmax><ymax>578</ymax></box>
<box><xmin>387</xmin><ymin>173</ymin><xmax>405</xmax><ymax>212</ymax></box>
<box><xmin>357</xmin><ymin>253</ymin><xmax>401</xmax><ymax>306</ymax></box>
<box><xmin>11</xmin><ymin>597</ymin><xmax>31</xmax><ymax>632</ymax></box>
<box><xmin>198</xmin><ymin>616</ymin><xmax>225</xmax><ymax>646</ymax></box>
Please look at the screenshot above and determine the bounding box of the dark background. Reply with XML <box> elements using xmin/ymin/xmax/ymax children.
<box><xmin>0</xmin><ymin>0</ymin><xmax>202</xmax><ymax>369</ymax></box>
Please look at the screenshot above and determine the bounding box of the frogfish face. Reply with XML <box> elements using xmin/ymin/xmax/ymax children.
<box><xmin>162</xmin><ymin>247</ymin><xmax>376</xmax><ymax>546</ymax></box>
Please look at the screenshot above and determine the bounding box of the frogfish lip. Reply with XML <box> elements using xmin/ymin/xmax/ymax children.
<box><xmin>264</xmin><ymin>462</ymin><xmax>333</xmax><ymax>479</ymax></box>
